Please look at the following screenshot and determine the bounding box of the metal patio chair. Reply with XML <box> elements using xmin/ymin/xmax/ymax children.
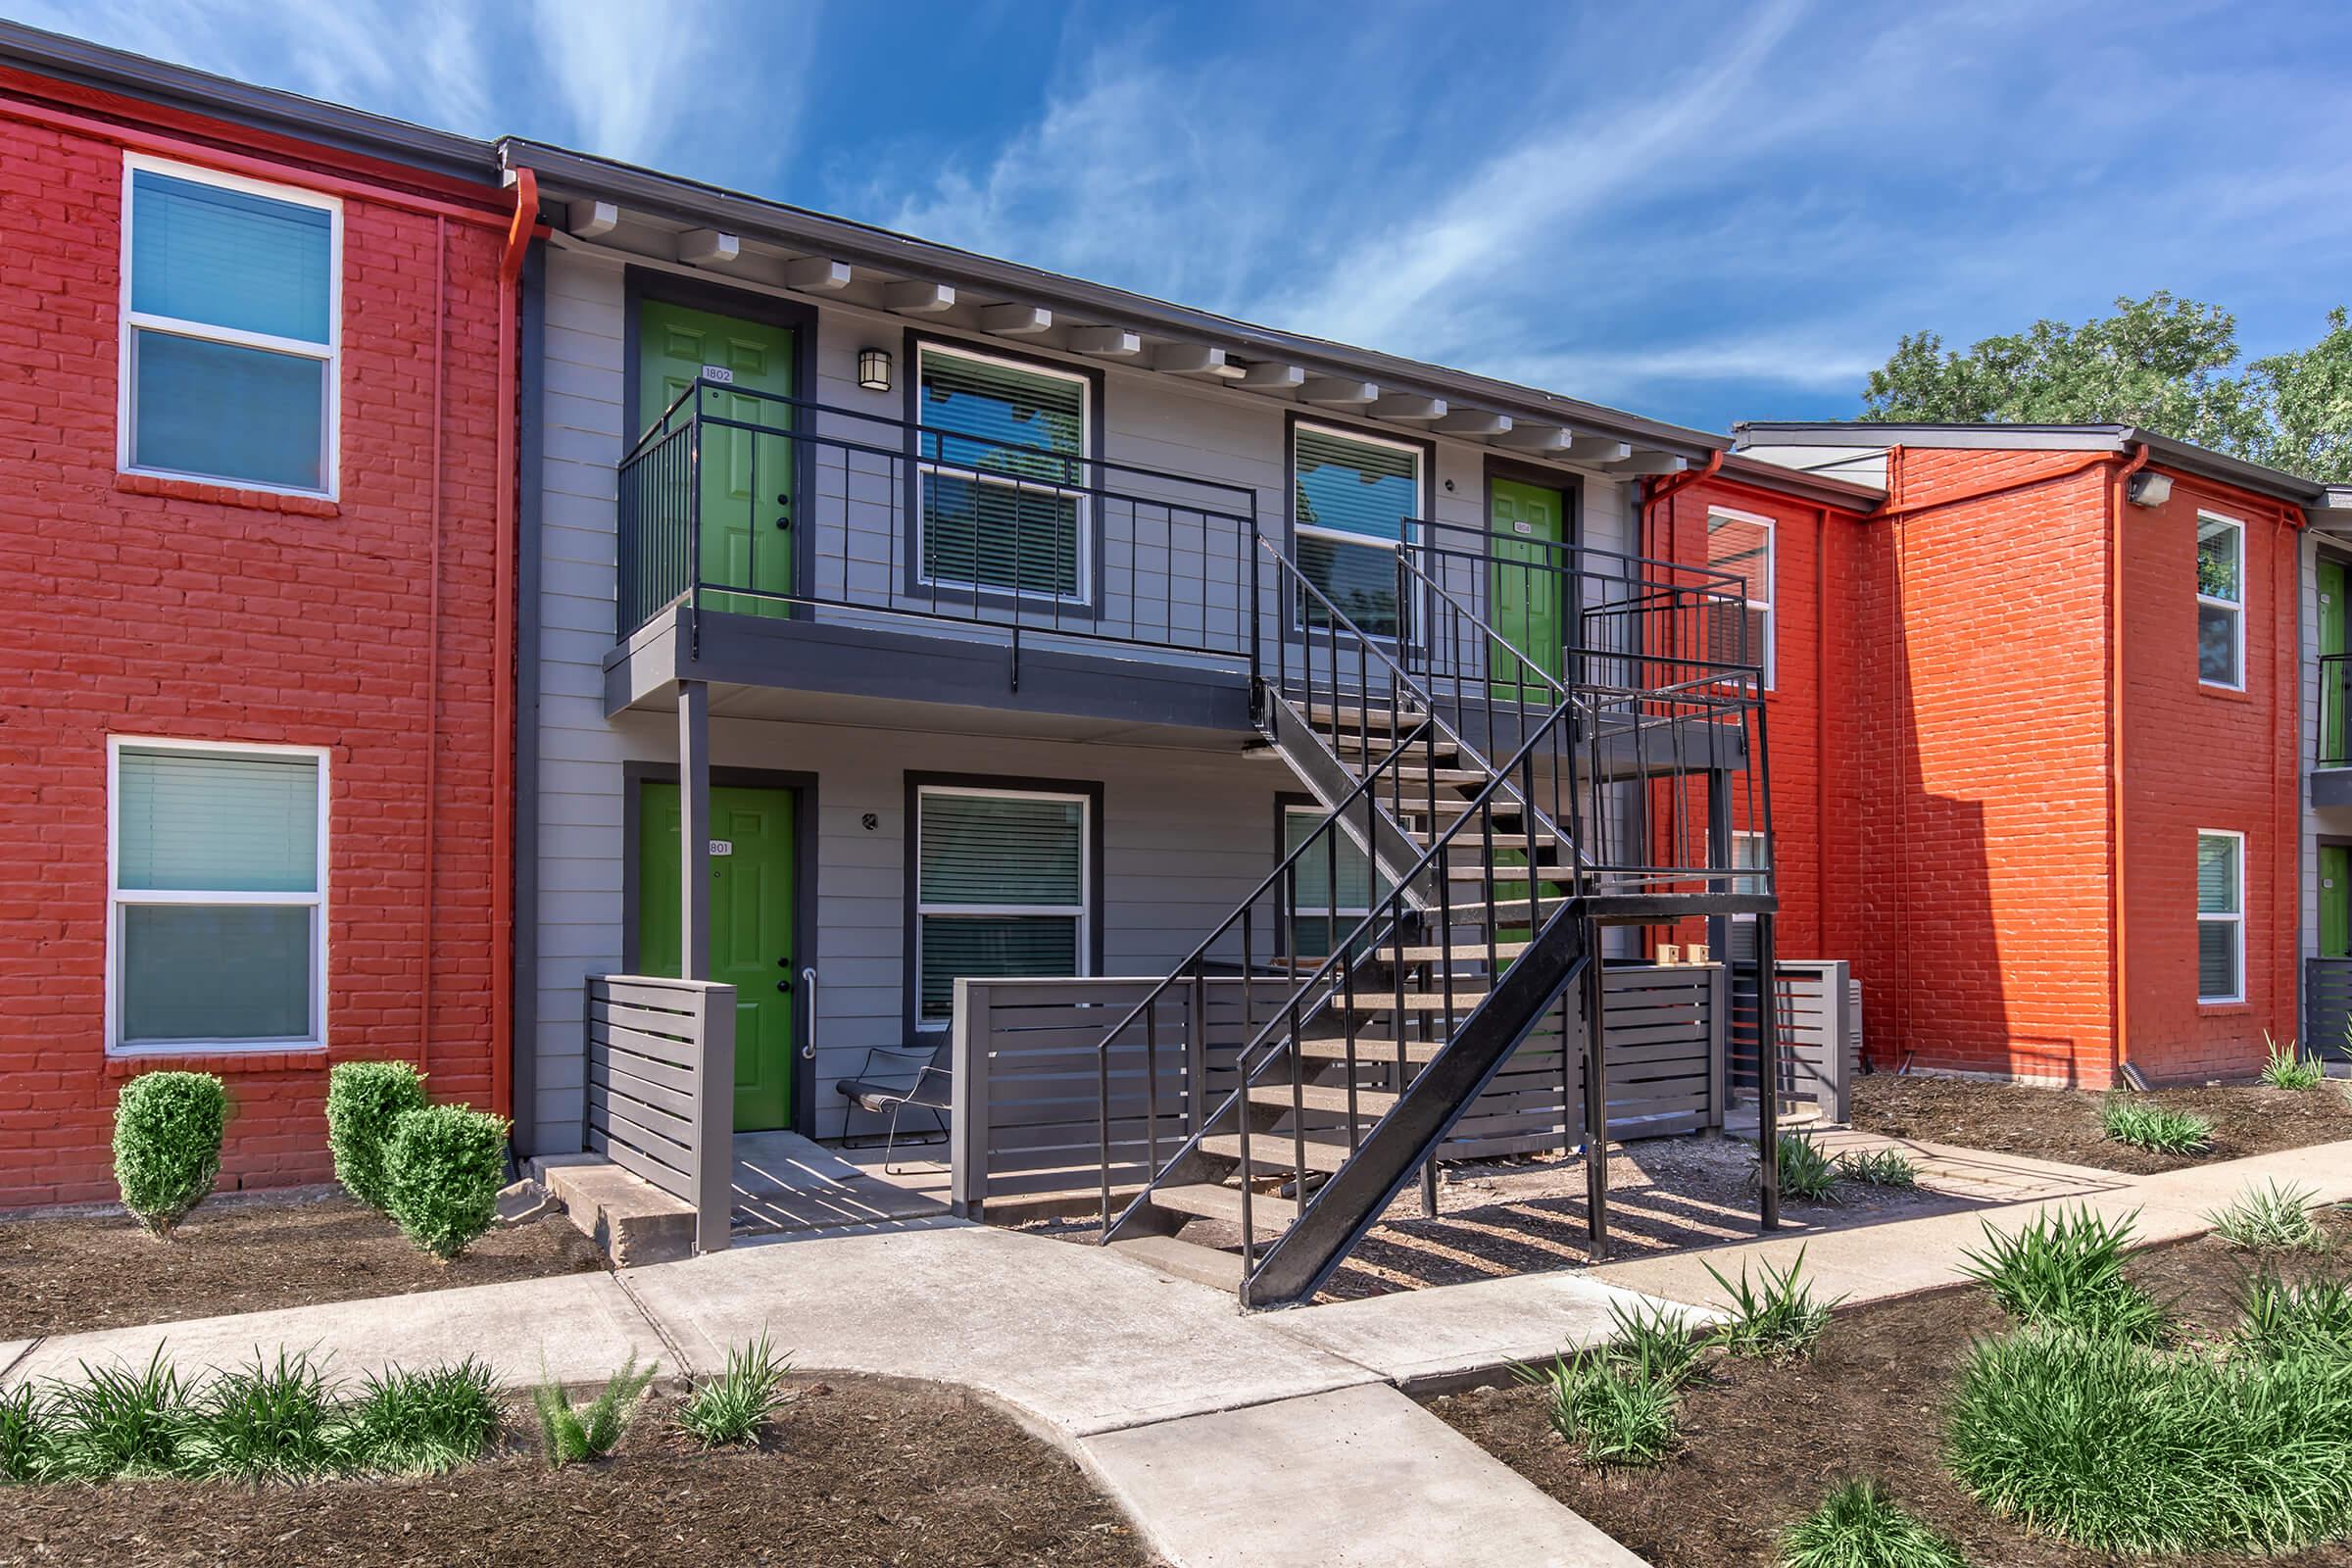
<box><xmin>835</xmin><ymin>1034</ymin><xmax>954</xmax><ymax>1173</ymax></box>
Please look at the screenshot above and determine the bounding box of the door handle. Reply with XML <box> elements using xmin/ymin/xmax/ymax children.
<box><xmin>800</xmin><ymin>967</ymin><xmax>818</xmax><ymax>1059</ymax></box>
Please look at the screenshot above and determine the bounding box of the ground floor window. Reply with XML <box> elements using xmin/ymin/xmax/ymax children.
<box><xmin>1726</xmin><ymin>830</ymin><xmax>1766</xmax><ymax>963</ymax></box>
<box><xmin>109</xmin><ymin>739</ymin><xmax>327</xmax><ymax>1050</ymax></box>
<box><xmin>1282</xmin><ymin>803</ymin><xmax>1382</xmax><ymax>958</ymax></box>
<box><xmin>2196</xmin><ymin>829</ymin><xmax>2243</xmax><ymax>1004</ymax></box>
<box><xmin>914</xmin><ymin>786</ymin><xmax>1090</xmax><ymax>1026</ymax></box>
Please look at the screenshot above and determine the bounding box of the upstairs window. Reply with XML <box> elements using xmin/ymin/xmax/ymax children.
<box><xmin>2196</xmin><ymin>512</ymin><xmax>2244</xmax><ymax>689</ymax></box>
<box><xmin>110</xmin><ymin>741</ymin><xmax>327</xmax><ymax>1051</ymax></box>
<box><xmin>914</xmin><ymin>787</ymin><xmax>1090</xmax><ymax>1026</ymax></box>
<box><xmin>121</xmin><ymin>157</ymin><xmax>340</xmax><ymax>496</ymax></box>
<box><xmin>1704</xmin><ymin>509</ymin><xmax>1775</xmax><ymax>687</ymax></box>
<box><xmin>1294</xmin><ymin>423</ymin><xmax>1423</xmax><ymax>637</ymax></box>
<box><xmin>915</xmin><ymin>344</ymin><xmax>1090</xmax><ymax>602</ymax></box>
<box><xmin>2196</xmin><ymin>830</ymin><xmax>2243</xmax><ymax>1004</ymax></box>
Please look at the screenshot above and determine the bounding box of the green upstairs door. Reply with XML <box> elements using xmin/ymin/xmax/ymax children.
<box><xmin>1491</xmin><ymin>477</ymin><xmax>1566</xmax><ymax>698</ymax></box>
<box><xmin>638</xmin><ymin>781</ymin><xmax>798</xmax><ymax>1132</ymax></box>
<box><xmin>2324</xmin><ymin>845</ymin><xmax>2351</xmax><ymax>960</ymax></box>
<box><xmin>636</xmin><ymin>299</ymin><xmax>798</xmax><ymax>617</ymax></box>
<box><xmin>2322</xmin><ymin>558</ymin><xmax>2348</xmax><ymax>764</ymax></box>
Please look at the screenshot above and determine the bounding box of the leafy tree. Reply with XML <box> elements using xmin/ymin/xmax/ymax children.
<box><xmin>1859</xmin><ymin>293</ymin><xmax>2352</xmax><ymax>483</ymax></box>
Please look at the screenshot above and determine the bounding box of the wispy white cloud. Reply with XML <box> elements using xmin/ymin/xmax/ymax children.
<box><xmin>521</xmin><ymin>0</ymin><xmax>814</xmax><ymax>172</ymax></box>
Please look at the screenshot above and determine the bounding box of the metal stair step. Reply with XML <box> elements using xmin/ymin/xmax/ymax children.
<box><xmin>1389</xmin><ymin>939</ymin><xmax>1532</xmax><ymax>963</ymax></box>
<box><xmin>1335</xmin><ymin>991</ymin><xmax>1492</xmax><ymax>1012</ymax></box>
<box><xmin>1199</xmin><ymin>1132</ymin><xmax>1355</xmax><ymax>1174</ymax></box>
<box><xmin>1293</xmin><ymin>1035</ymin><xmax>1445</xmax><ymax>1062</ymax></box>
<box><xmin>1107</xmin><ymin>1234</ymin><xmax>1246</xmax><ymax>1291</ymax></box>
<box><xmin>1301</xmin><ymin>703</ymin><xmax>1429</xmax><ymax>731</ymax></box>
<box><xmin>1149</xmin><ymin>1182</ymin><xmax>1300</xmax><ymax>1228</ymax></box>
<box><xmin>1245</xmin><ymin>1082</ymin><xmax>1400</xmax><ymax>1115</ymax></box>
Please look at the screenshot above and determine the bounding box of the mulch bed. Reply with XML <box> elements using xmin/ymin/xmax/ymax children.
<box><xmin>0</xmin><ymin>1379</ymin><xmax>1151</xmax><ymax>1567</ymax></box>
<box><xmin>1433</xmin><ymin>1209</ymin><xmax>2352</xmax><ymax>1568</ymax></box>
<box><xmin>0</xmin><ymin>1190</ymin><xmax>606</xmax><ymax>1340</ymax></box>
<box><xmin>1849</xmin><ymin>1072</ymin><xmax>2352</xmax><ymax>1174</ymax></box>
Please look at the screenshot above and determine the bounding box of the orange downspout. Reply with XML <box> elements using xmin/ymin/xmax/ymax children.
<box><xmin>492</xmin><ymin>169</ymin><xmax>538</xmax><ymax>1121</ymax></box>
<box><xmin>1816</xmin><ymin>506</ymin><xmax>1832</xmax><ymax>956</ymax></box>
<box><xmin>2108</xmin><ymin>444</ymin><xmax>2152</xmax><ymax>1082</ymax></box>
<box><xmin>2269</xmin><ymin>501</ymin><xmax>2298</xmax><ymax>1054</ymax></box>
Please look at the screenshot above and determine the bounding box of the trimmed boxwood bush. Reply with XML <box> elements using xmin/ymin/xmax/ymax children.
<box><xmin>382</xmin><ymin>1105</ymin><xmax>510</xmax><ymax>1261</ymax></box>
<box><xmin>113</xmin><ymin>1071</ymin><xmax>226</xmax><ymax>1238</ymax></box>
<box><xmin>325</xmin><ymin>1060</ymin><xmax>428</xmax><ymax>1212</ymax></box>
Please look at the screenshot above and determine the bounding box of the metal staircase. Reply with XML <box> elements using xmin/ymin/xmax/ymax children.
<box><xmin>1094</xmin><ymin>529</ymin><xmax>1778</xmax><ymax>1309</ymax></box>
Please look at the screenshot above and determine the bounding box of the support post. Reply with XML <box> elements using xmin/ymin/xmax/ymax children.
<box><xmin>1581</xmin><ymin>920</ymin><xmax>1609</xmax><ymax>1256</ymax></box>
<box><xmin>1755</xmin><ymin>911</ymin><xmax>1781</xmax><ymax>1231</ymax></box>
<box><xmin>1705</xmin><ymin>769</ymin><xmax>1733</xmax><ymax>963</ymax></box>
<box><xmin>679</xmin><ymin>679</ymin><xmax>711</xmax><ymax>981</ymax></box>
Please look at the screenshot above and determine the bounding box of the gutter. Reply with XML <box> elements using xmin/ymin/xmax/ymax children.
<box><xmin>492</xmin><ymin>168</ymin><xmax>539</xmax><ymax>1121</ymax></box>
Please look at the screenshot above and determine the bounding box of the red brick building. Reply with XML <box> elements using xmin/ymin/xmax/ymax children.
<box><xmin>1676</xmin><ymin>427</ymin><xmax>2314</xmax><ymax>1089</ymax></box>
<box><xmin>0</xmin><ymin>36</ymin><xmax>522</xmax><ymax>1204</ymax></box>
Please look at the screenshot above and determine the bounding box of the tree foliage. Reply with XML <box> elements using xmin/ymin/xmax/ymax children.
<box><xmin>1860</xmin><ymin>293</ymin><xmax>2352</xmax><ymax>483</ymax></box>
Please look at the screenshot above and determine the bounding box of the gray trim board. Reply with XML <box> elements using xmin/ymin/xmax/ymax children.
<box><xmin>1284</xmin><ymin>408</ymin><xmax>1438</xmax><ymax>638</ymax></box>
<box><xmin>903</xmin><ymin>770</ymin><xmax>1108</xmax><ymax>1043</ymax></box>
<box><xmin>512</xmin><ymin>240</ymin><xmax>548</xmax><ymax>1155</ymax></box>
<box><xmin>619</xmin><ymin>761</ymin><xmax>821</xmax><ymax>1136</ymax></box>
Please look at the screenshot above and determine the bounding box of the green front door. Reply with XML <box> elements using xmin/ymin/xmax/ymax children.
<box><xmin>638</xmin><ymin>781</ymin><xmax>797</xmax><ymax>1132</ymax></box>
<box><xmin>636</xmin><ymin>299</ymin><xmax>798</xmax><ymax>616</ymax></box>
<box><xmin>2325</xmin><ymin>845</ymin><xmax>2352</xmax><ymax>959</ymax></box>
<box><xmin>1491</xmin><ymin>477</ymin><xmax>1566</xmax><ymax>696</ymax></box>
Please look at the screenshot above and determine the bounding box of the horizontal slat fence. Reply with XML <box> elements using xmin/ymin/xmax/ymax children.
<box><xmin>1727</xmin><ymin>959</ymin><xmax>1857</xmax><ymax>1121</ymax></box>
<box><xmin>951</xmin><ymin>963</ymin><xmax>1727</xmax><ymax>1218</ymax></box>
<box><xmin>2307</xmin><ymin>957</ymin><xmax>2352</xmax><ymax>1062</ymax></box>
<box><xmin>585</xmin><ymin>975</ymin><xmax>736</xmax><ymax>1253</ymax></box>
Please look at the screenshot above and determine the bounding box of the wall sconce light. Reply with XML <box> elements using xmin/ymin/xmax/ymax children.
<box><xmin>858</xmin><ymin>347</ymin><xmax>893</xmax><ymax>393</ymax></box>
<box><xmin>2127</xmin><ymin>470</ymin><xmax>2174</xmax><ymax>508</ymax></box>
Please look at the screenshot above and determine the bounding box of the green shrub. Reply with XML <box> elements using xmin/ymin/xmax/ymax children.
<box><xmin>112</xmin><ymin>1071</ymin><xmax>226</xmax><ymax>1238</ymax></box>
<box><xmin>2258</xmin><ymin>1033</ymin><xmax>2326</xmax><ymax>1091</ymax></box>
<box><xmin>1947</xmin><ymin>1326</ymin><xmax>2352</xmax><ymax>1555</ymax></box>
<box><xmin>345</xmin><ymin>1359</ymin><xmax>502</xmax><ymax>1474</ymax></box>
<box><xmin>1834</xmin><ymin>1147</ymin><xmax>1919</xmax><ymax>1189</ymax></box>
<box><xmin>2236</xmin><ymin>1274</ymin><xmax>2352</xmax><ymax>1363</ymax></box>
<box><xmin>43</xmin><ymin>1348</ymin><xmax>192</xmax><ymax>1480</ymax></box>
<box><xmin>1705</xmin><ymin>1248</ymin><xmax>1839</xmax><ymax>1360</ymax></box>
<box><xmin>2099</xmin><ymin>1097</ymin><xmax>2213</xmax><ymax>1155</ymax></box>
<box><xmin>183</xmin><ymin>1350</ymin><xmax>341</xmax><ymax>1481</ymax></box>
<box><xmin>1756</xmin><ymin>1132</ymin><xmax>1841</xmax><ymax>1203</ymax></box>
<box><xmin>1597</xmin><ymin>1298</ymin><xmax>1708</xmax><ymax>1392</ymax></box>
<box><xmin>325</xmin><ymin>1061</ymin><xmax>429</xmax><ymax>1212</ymax></box>
<box><xmin>1776</xmin><ymin>1478</ymin><xmax>1967</xmax><ymax>1568</ymax></box>
<box><xmin>381</xmin><ymin>1104</ymin><xmax>510</xmax><ymax>1261</ymax></box>
<box><xmin>2205</xmin><ymin>1180</ymin><xmax>2327</xmax><ymax>1252</ymax></box>
<box><xmin>1513</xmin><ymin>1350</ymin><xmax>1678</xmax><ymax>1466</ymax></box>
<box><xmin>533</xmin><ymin>1353</ymin><xmax>657</xmax><ymax>1467</ymax></box>
<box><xmin>1959</xmin><ymin>1206</ymin><xmax>2169</xmax><ymax>1344</ymax></box>
<box><xmin>0</xmin><ymin>1384</ymin><xmax>53</xmax><ymax>1484</ymax></box>
<box><xmin>679</xmin><ymin>1335</ymin><xmax>790</xmax><ymax>1448</ymax></box>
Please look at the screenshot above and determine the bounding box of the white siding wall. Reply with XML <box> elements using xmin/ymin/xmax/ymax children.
<box><xmin>528</xmin><ymin>246</ymin><xmax>1645</xmax><ymax>1148</ymax></box>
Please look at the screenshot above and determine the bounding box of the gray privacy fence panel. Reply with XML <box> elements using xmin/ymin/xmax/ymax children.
<box><xmin>1728</xmin><ymin>960</ymin><xmax>1857</xmax><ymax>1121</ymax></box>
<box><xmin>951</xmin><ymin>963</ymin><xmax>1727</xmax><ymax>1217</ymax></box>
<box><xmin>585</xmin><ymin>975</ymin><xmax>736</xmax><ymax>1253</ymax></box>
<box><xmin>2307</xmin><ymin>957</ymin><xmax>2352</xmax><ymax>1061</ymax></box>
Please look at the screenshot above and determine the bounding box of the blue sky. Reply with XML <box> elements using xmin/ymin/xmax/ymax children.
<box><xmin>20</xmin><ymin>0</ymin><xmax>2352</xmax><ymax>433</ymax></box>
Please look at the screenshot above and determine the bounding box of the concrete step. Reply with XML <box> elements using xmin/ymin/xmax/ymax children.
<box><xmin>530</xmin><ymin>1153</ymin><xmax>697</xmax><ymax>1267</ymax></box>
<box><xmin>1149</xmin><ymin>1182</ymin><xmax>1300</xmax><ymax>1228</ymax></box>
<box><xmin>1246</xmin><ymin>1082</ymin><xmax>1398</xmax><ymax>1116</ymax></box>
<box><xmin>1200</xmin><ymin>1132</ymin><xmax>1355</xmax><ymax>1175</ymax></box>
<box><xmin>1107</xmin><ymin>1234</ymin><xmax>1247</xmax><ymax>1292</ymax></box>
<box><xmin>1294</xmin><ymin>1035</ymin><xmax>1444</xmax><ymax>1063</ymax></box>
<box><xmin>1335</xmin><ymin>991</ymin><xmax>1491</xmax><ymax>1013</ymax></box>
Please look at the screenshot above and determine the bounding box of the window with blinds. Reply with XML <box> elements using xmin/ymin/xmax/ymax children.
<box><xmin>915</xmin><ymin>788</ymin><xmax>1089</xmax><ymax>1024</ymax></box>
<box><xmin>1293</xmin><ymin>423</ymin><xmax>1421</xmax><ymax>636</ymax></box>
<box><xmin>2196</xmin><ymin>830</ymin><xmax>2243</xmax><ymax>1003</ymax></box>
<box><xmin>1726</xmin><ymin>831</ymin><xmax>1767</xmax><ymax>963</ymax></box>
<box><xmin>916</xmin><ymin>345</ymin><xmax>1090</xmax><ymax>600</ymax></box>
<box><xmin>122</xmin><ymin>159</ymin><xmax>339</xmax><ymax>495</ymax></box>
<box><xmin>111</xmin><ymin>744</ymin><xmax>325</xmax><ymax>1049</ymax></box>
<box><xmin>2196</xmin><ymin>513</ymin><xmax>2245</xmax><ymax>688</ymax></box>
<box><xmin>1282</xmin><ymin>806</ymin><xmax>1385</xmax><ymax>958</ymax></box>
<box><xmin>1704</xmin><ymin>511</ymin><xmax>1773</xmax><ymax>685</ymax></box>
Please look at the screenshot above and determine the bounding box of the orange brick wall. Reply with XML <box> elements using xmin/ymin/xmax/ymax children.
<box><xmin>0</xmin><ymin>91</ymin><xmax>507</xmax><ymax>1205</ymax></box>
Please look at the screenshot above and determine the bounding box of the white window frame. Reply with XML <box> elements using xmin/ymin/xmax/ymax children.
<box><xmin>1725</xmin><ymin>829</ymin><xmax>1767</xmax><ymax>956</ymax></box>
<box><xmin>1283</xmin><ymin>803</ymin><xmax>1374</xmax><ymax>956</ymax></box>
<box><xmin>1706</xmin><ymin>507</ymin><xmax>1776</xmax><ymax>690</ymax></box>
<box><xmin>913</xmin><ymin>784</ymin><xmax>1092</xmax><ymax>1030</ymax></box>
<box><xmin>1291</xmin><ymin>418</ymin><xmax>1426</xmax><ymax>637</ymax></box>
<box><xmin>105</xmin><ymin>735</ymin><xmax>330</xmax><ymax>1054</ymax></box>
<box><xmin>2196</xmin><ymin>828</ymin><xmax>2244</xmax><ymax>1005</ymax></box>
<box><xmin>2195</xmin><ymin>510</ymin><xmax>2246</xmax><ymax>692</ymax></box>
<box><xmin>117</xmin><ymin>152</ymin><xmax>344</xmax><ymax>500</ymax></box>
<box><xmin>911</xmin><ymin>341</ymin><xmax>1093</xmax><ymax>607</ymax></box>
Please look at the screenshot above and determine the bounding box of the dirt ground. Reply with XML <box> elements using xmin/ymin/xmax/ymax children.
<box><xmin>1434</xmin><ymin>1208</ymin><xmax>2352</xmax><ymax>1568</ymax></box>
<box><xmin>1024</xmin><ymin>1132</ymin><xmax>1965</xmax><ymax>1301</ymax></box>
<box><xmin>0</xmin><ymin>1189</ymin><xmax>606</xmax><ymax>1339</ymax></box>
<box><xmin>0</xmin><ymin>1378</ymin><xmax>1150</xmax><ymax>1568</ymax></box>
<box><xmin>1849</xmin><ymin>1071</ymin><xmax>2352</xmax><ymax>1174</ymax></box>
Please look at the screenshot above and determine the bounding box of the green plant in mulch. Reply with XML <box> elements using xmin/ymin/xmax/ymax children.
<box><xmin>1513</xmin><ymin>1350</ymin><xmax>1679</xmax><ymax>1467</ymax></box>
<box><xmin>0</xmin><ymin>1384</ymin><xmax>54</xmax><ymax>1483</ymax></box>
<box><xmin>1834</xmin><ymin>1147</ymin><xmax>1919</xmax><ymax>1190</ymax></box>
<box><xmin>381</xmin><ymin>1103</ymin><xmax>511</xmax><ymax>1262</ymax></box>
<box><xmin>1754</xmin><ymin>1132</ymin><xmax>1842</xmax><ymax>1203</ymax></box>
<box><xmin>180</xmin><ymin>1350</ymin><xmax>344</xmax><ymax>1482</ymax></box>
<box><xmin>1704</xmin><ymin>1248</ymin><xmax>1839</xmax><ymax>1360</ymax></box>
<box><xmin>41</xmin><ymin>1348</ymin><xmax>193</xmax><ymax>1480</ymax></box>
<box><xmin>325</xmin><ymin>1060</ymin><xmax>429</xmax><ymax>1212</ymax></box>
<box><xmin>1946</xmin><ymin>1324</ymin><xmax>2352</xmax><ymax>1556</ymax></box>
<box><xmin>678</xmin><ymin>1335</ymin><xmax>792</xmax><ymax>1448</ymax></box>
<box><xmin>1594</xmin><ymin>1298</ymin><xmax>1709</xmax><ymax>1392</ymax></box>
<box><xmin>112</xmin><ymin>1071</ymin><xmax>226</xmax><ymax>1238</ymax></box>
<box><xmin>1776</xmin><ymin>1478</ymin><xmax>1968</xmax><ymax>1568</ymax></box>
<box><xmin>1959</xmin><ymin>1206</ymin><xmax>2170</xmax><ymax>1345</ymax></box>
<box><xmin>2258</xmin><ymin>1032</ymin><xmax>2327</xmax><ymax>1091</ymax></box>
<box><xmin>533</xmin><ymin>1352</ymin><xmax>658</xmax><ymax>1467</ymax></box>
<box><xmin>2205</xmin><ymin>1180</ymin><xmax>2328</xmax><ymax>1253</ymax></box>
<box><xmin>2235</xmin><ymin>1273</ymin><xmax>2352</xmax><ymax>1363</ymax></box>
<box><xmin>343</xmin><ymin>1359</ymin><xmax>502</xmax><ymax>1474</ymax></box>
<box><xmin>2098</xmin><ymin>1096</ymin><xmax>2213</xmax><ymax>1155</ymax></box>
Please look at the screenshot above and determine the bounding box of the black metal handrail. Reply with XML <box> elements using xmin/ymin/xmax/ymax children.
<box><xmin>2321</xmin><ymin>653</ymin><xmax>2352</xmax><ymax>769</ymax></box>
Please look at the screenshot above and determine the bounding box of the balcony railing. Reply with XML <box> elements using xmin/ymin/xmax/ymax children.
<box><xmin>617</xmin><ymin>379</ymin><xmax>1262</xmax><ymax>661</ymax></box>
<box><xmin>2321</xmin><ymin>653</ymin><xmax>2352</xmax><ymax>769</ymax></box>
